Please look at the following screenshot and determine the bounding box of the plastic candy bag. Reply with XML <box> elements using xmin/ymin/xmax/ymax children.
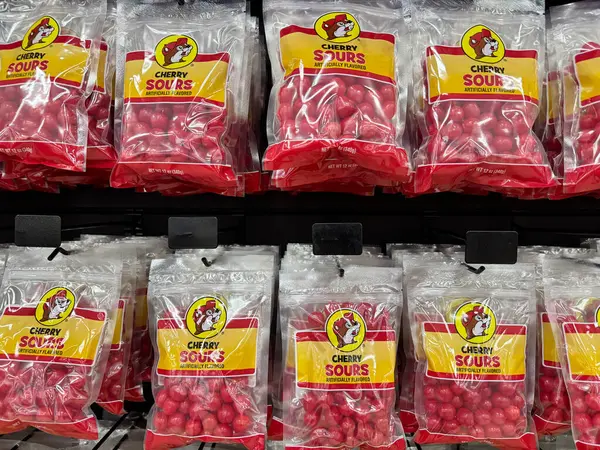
<box><xmin>551</xmin><ymin>3</ymin><xmax>600</xmax><ymax>194</ymax></box>
<box><xmin>111</xmin><ymin>0</ymin><xmax>248</xmax><ymax>194</ymax></box>
<box><xmin>145</xmin><ymin>253</ymin><xmax>273</xmax><ymax>450</ymax></box>
<box><xmin>118</xmin><ymin>236</ymin><xmax>168</xmax><ymax>403</ymax></box>
<box><xmin>544</xmin><ymin>256</ymin><xmax>600</xmax><ymax>449</ymax></box>
<box><xmin>0</xmin><ymin>0</ymin><xmax>105</xmax><ymax>173</ymax></box>
<box><xmin>411</xmin><ymin>0</ymin><xmax>555</xmax><ymax>193</ymax></box>
<box><xmin>405</xmin><ymin>254</ymin><xmax>537</xmax><ymax>449</ymax></box>
<box><xmin>86</xmin><ymin>0</ymin><xmax>117</xmax><ymax>178</ymax></box>
<box><xmin>0</xmin><ymin>246</ymin><xmax>122</xmax><ymax>439</ymax></box>
<box><xmin>280</xmin><ymin>267</ymin><xmax>406</xmax><ymax>450</ymax></box>
<box><xmin>263</xmin><ymin>0</ymin><xmax>411</xmax><ymax>190</ymax></box>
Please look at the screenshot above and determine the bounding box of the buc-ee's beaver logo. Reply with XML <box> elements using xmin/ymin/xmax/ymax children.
<box><xmin>326</xmin><ymin>309</ymin><xmax>366</xmax><ymax>352</ymax></box>
<box><xmin>155</xmin><ymin>34</ymin><xmax>198</xmax><ymax>69</ymax></box>
<box><xmin>454</xmin><ymin>301</ymin><xmax>497</xmax><ymax>344</ymax></box>
<box><xmin>315</xmin><ymin>12</ymin><xmax>361</xmax><ymax>44</ymax></box>
<box><xmin>185</xmin><ymin>296</ymin><xmax>227</xmax><ymax>339</ymax></box>
<box><xmin>461</xmin><ymin>25</ymin><xmax>505</xmax><ymax>64</ymax></box>
<box><xmin>35</xmin><ymin>287</ymin><xmax>75</xmax><ymax>326</ymax></box>
<box><xmin>22</xmin><ymin>16</ymin><xmax>60</xmax><ymax>51</ymax></box>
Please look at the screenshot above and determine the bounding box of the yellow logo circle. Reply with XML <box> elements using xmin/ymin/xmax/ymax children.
<box><xmin>155</xmin><ymin>34</ymin><xmax>198</xmax><ymax>69</ymax></box>
<box><xmin>35</xmin><ymin>287</ymin><xmax>75</xmax><ymax>326</ymax></box>
<box><xmin>454</xmin><ymin>301</ymin><xmax>497</xmax><ymax>344</ymax></box>
<box><xmin>23</xmin><ymin>16</ymin><xmax>60</xmax><ymax>51</ymax></box>
<box><xmin>326</xmin><ymin>308</ymin><xmax>366</xmax><ymax>352</ymax></box>
<box><xmin>315</xmin><ymin>12</ymin><xmax>361</xmax><ymax>43</ymax></box>
<box><xmin>185</xmin><ymin>296</ymin><xmax>227</xmax><ymax>339</ymax></box>
<box><xmin>461</xmin><ymin>25</ymin><xmax>505</xmax><ymax>64</ymax></box>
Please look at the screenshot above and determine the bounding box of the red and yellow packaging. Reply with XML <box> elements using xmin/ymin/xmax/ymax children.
<box><xmin>544</xmin><ymin>256</ymin><xmax>600</xmax><ymax>450</ymax></box>
<box><xmin>263</xmin><ymin>0</ymin><xmax>411</xmax><ymax>192</ymax></box>
<box><xmin>145</xmin><ymin>253</ymin><xmax>274</xmax><ymax>450</ymax></box>
<box><xmin>405</xmin><ymin>255</ymin><xmax>538</xmax><ymax>449</ymax></box>
<box><xmin>280</xmin><ymin>267</ymin><xmax>405</xmax><ymax>450</ymax></box>
<box><xmin>412</xmin><ymin>3</ymin><xmax>555</xmax><ymax>194</ymax></box>
<box><xmin>111</xmin><ymin>0</ymin><xmax>250</xmax><ymax>196</ymax></box>
<box><xmin>0</xmin><ymin>0</ymin><xmax>105</xmax><ymax>176</ymax></box>
<box><xmin>551</xmin><ymin>2</ymin><xmax>600</xmax><ymax>194</ymax></box>
<box><xmin>0</xmin><ymin>247</ymin><xmax>122</xmax><ymax>440</ymax></box>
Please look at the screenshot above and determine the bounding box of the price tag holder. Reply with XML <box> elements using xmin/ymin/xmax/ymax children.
<box><xmin>14</xmin><ymin>215</ymin><xmax>61</xmax><ymax>248</ymax></box>
<box><xmin>312</xmin><ymin>223</ymin><xmax>363</xmax><ymax>256</ymax></box>
<box><xmin>465</xmin><ymin>230</ymin><xmax>518</xmax><ymax>265</ymax></box>
<box><xmin>168</xmin><ymin>217</ymin><xmax>218</xmax><ymax>250</ymax></box>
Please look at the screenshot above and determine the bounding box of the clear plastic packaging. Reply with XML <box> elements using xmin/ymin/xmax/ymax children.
<box><xmin>551</xmin><ymin>2</ymin><xmax>600</xmax><ymax>194</ymax></box>
<box><xmin>0</xmin><ymin>247</ymin><xmax>122</xmax><ymax>439</ymax></box>
<box><xmin>85</xmin><ymin>0</ymin><xmax>117</xmax><ymax>178</ymax></box>
<box><xmin>411</xmin><ymin>0</ymin><xmax>555</xmax><ymax>194</ymax></box>
<box><xmin>263</xmin><ymin>0</ymin><xmax>411</xmax><ymax>190</ymax></box>
<box><xmin>280</xmin><ymin>267</ymin><xmax>406</xmax><ymax>450</ymax></box>
<box><xmin>0</xmin><ymin>0</ymin><xmax>105</xmax><ymax>173</ymax></box>
<box><xmin>145</xmin><ymin>253</ymin><xmax>273</xmax><ymax>450</ymax></box>
<box><xmin>110</xmin><ymin>0</ymin><xmax>249</xmax><ymax>195</ymax></box>
<box><xmin>405</xmin><ymin>254</ymin><xmax>537</xmax><ymax>449</ymax></box>
<box><xmin>544</xmin><ymin>256</ymin><xmax>600</xmax><ymax>449</ymax></box>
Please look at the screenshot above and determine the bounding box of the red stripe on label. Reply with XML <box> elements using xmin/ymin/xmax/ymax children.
<box><xmin>280</xmin><ymin>25</ymin><xmax>395</xmax><ymax>43</ymax></box>
<box><xmin>564</xmin><ymin>323</ymin><xmax>600</xmax><ymax>334</ymax></box>
<box><xmin>285</xmin><ymin>67</ymin><xmax>395</xmax><ymax>85</ymax></box>
<box><xmin>427</xmin><ymin>370</ymin><xmax>525</xmax><ymax>381</ymax></box>
<box><xmin>430</xmin><ymin>93</ymin><xmax>539</xmax><ymax>106</ymax></box>
<box><xmin>125</xmin><ymin>51</ymin><xmax>230</xmax><ymax>64</ymax></box>
<box><xmin>548</xmin><ymin>71</ymin><xmax>559</xmax><ymax>82</ymax></box>
<box><xmin>0</xmin><ymin>35</ymin><xmax>86</xmax><ymax>51</ymax></box>
<box><xmin>296</xmin><ymin>330</ymin><xmax>395</xmax><ymax>342</ymax></box>
<box><xmin>124</xmin><ymin>96</ymin><xmax>225</xmax><ymax>107</ymax></box>
<box><xmin>427</xmin><ymin>45</ymin><xmax>538</xmax><ymax>59</ymax></box>
<box><xmin>3</xmin><ymin>306</ymin><xmax>105</xmax><ymax>321</ymax></box>
<box><xmin>297</xmin><ymin>382</ymin><xmax>395</xmax><ymax>389</ymax></box>
<box><xmin>157</xmin><ymin>368</ymin><xmax>255</xmax><ymax>376</ymax></box>
<box><xmin>542</xmin><ymin>313</ymin><xmax>550</xmax><ymax>323</ymax></box>
<box><xmin>543</xmin><ymin>360</ymin><xmax>561</xmax><ymax>368</ymax></box>
<box><xmin>423</xmin><ymin>322</ymin><xmax>526</xmax><ymax>335</ymax></box>
<box><xmin>0</xmin><ymin>353</ymin><xmax>94</xmax><ymax>366</ymax></box>
<box><xmin>0</xmin><ymin>76</ymin><xmax>82</xmax><ymax>89</ymax></box>
<box><xmin>582</xmin><ymin>95</ymin><xmax>600</xmax><ymax>107</ymax></box>
<box><xmin>157</xmin><ymin>317</ymin><xmax>258</xmax><ymax>330</ymax></box>
<box><xmin>575</xmin><ymin>49</ymin><xmax>600</xmax><ymax>64</ymax></box>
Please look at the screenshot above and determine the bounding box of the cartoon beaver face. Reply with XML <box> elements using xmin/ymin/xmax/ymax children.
<box><xmin>461</xmin><ymin>305</ymin><xmax>491</xmax><ymax>340</ymax></box>
<box><xmin>162</xmin><ymin>37</ymin><xmax>193</xmax><ymax>66</ymax></box>
<box><xmin>41</xmin><ymin>289</ymin><xmax>71</xmax><ymax>323</ymax></box>
<box><xmin>469</xmin><ymin>28</ymin><xmax>499</xmax><ymax>59</ymax></box>
<box><xmin>322</xmin><ymin>14</ymin><xmax>355</xmax><ymax>41</ymax></box>
<box><xmin>25</xmin><ymin>18</ymin><xmax>54</xmax><ymax>49</ymax></box>
<box><xmin>192</xmin><ymin>300</ymin><xmax>222</xmax><ymax>335</ymax></box>
<box><xmin>332</xmin><ymin>312</ymin><xmax>361</xmax><ymax>348</ymax></box>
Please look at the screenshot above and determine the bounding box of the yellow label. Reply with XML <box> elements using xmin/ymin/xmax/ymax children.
<box><xmin>295</xmin><ymin>308</ymin><xmax>396</xmax><ymax>390</ymax></box>
<box><xmin>563</xmin><ymin>321</ymin><xmax>600</xmax><ymax>382</ymax></box>
<box><xmin>0</xmin><ymin>302</ymin><xmax>105</xmax><ymax>366</ymax></box>
<box><xmin>0</xmin><ymin>15</ymin><xmax>89</xmax><ymax>89</ymax></box>
<box><xmin>123</xmin><ymin>36</ymin><xmax>229</xmax><ymax>106</ymax></box>
<box><xmin>279</xmin><ymin>18</ymin><xmax>395</xmax><ymax>84</ymax></box>
<box><xmin>564</xmin><ymin>67</ymin><xmax>578</xmax><ymax>119</ymax></box>
<box><xmin>426</xmin><ymin>29</ymin><xmax>539</xmax><ymax>105</ymax></box>
<box><xmin>547</xmin><ymin>73</ymin><xmax>559</xmax><ymax>123</ymax></box>
<box><xmin>574</xmin><ymin>49</ymin><xmax>600</xmax><ymax>107</ymax></box>
<box><xmin>111</xmin><ymin>299</ymin><xmax>125</xmax><ymax>350</ymax></box>
<box><xmin>134</xmin><ymin>288</ymin><xmax>148</xmax><ymax>330</ymax></box>
<box><xmin>541</xmin><ymin>312</ymin><xmax>560</xmax><ymax>368</ymax></box>
<box><xmin>156</xmin><ymin>315</ymin><xmax>258</xmax><ymax>377</ymax></box>
<box><xmin>95</xmin><ymin>42</ymin><xmax>108</xmax><ymax>93</ymax></box>
<box><xmin>423</xmin><ymin>319</ymin><xmax>527</xmax><ymax>381</ymax></box>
